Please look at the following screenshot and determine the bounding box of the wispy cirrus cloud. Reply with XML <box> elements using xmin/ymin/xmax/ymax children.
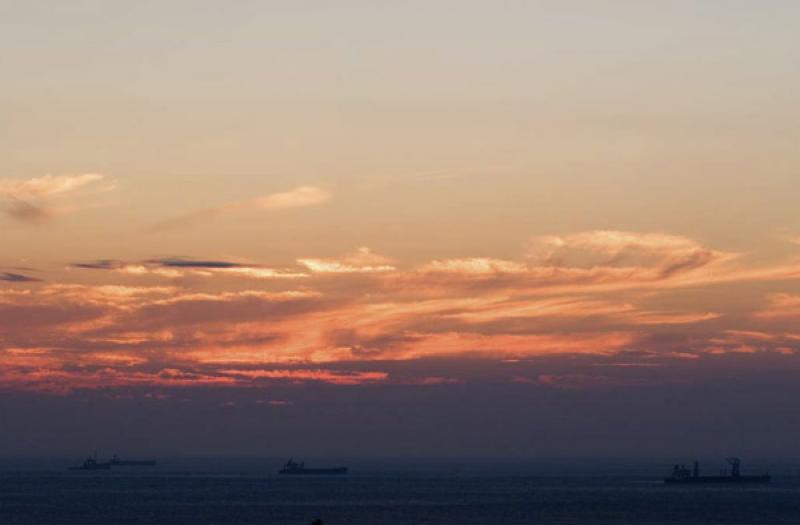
<box><xmin>150</xmin><ymin>185</ymin><xmax>331</xmax><ymax>231</ymax></box>
<box><xmin>253</xmin><ymin>186</ymin><xmax>331</xmax><ymax>210</ymax></box>
<box><xmin>0</xmin><ymin>174</ymin><xmax>104</xmax><ymax>199</ymax></box>
<box><xmin>72</xmin><ymin>257</ymin><xmax>309</xmax><ymax>280</ymax></box>
<box><xmin>393</xmin><ymin>231</ymin><xmax>743</xmax><ymax>298</ymax></box>
<box><xmin>0</xmin><ymin>173</ymin><xmax>110</xmax><ymax>223</ymax></box>
<box><xmin>0</xmin><ymin>272</ymin><xmax>41</xmax><ymax>283</ymax></box>
<box><xmin>298</xmin><ymin>247</ymin><xmax>396</xmax><ymax>274</ymax></box>
<box><xmin>755</xmin><ymin>293</ymin><xmax>800</xmax><ymax>319</ymax></box>
<box><xmin>527</xmin><ymin>230</ymin><xmax>728</xmax><ymax>278</ymax></box>
<box><xmin>151</xmin><ymin>258</ymin><xmax>245</xmax><ymax>269</ymax></box>
<box><xmin>219</xmin><ymin>368</ymin><xmax>388</xmax><ymax>385</ymax></box>
<box><xmin>72</xmin><ymin>260</ymin><xmax>120</xmax><ymax>270</ymax></box>
<box><xmin>5</xmin><ymin>231</ymin><xmax>800</xmax><ymax>393</ymax></box>
<box><xmin>419</xmin><ymin>257</ymin><xmax>528</xmax><ymax>276</ymax></box>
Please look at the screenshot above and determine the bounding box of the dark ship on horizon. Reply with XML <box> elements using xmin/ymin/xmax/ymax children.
<box><xmin>665</xmin><ymin>458</ymin><xmax>770</xmax><ymax>485</ymax></box>
<box><xmin>279</xmin><ymin>459</ymin><xmax>348</xmax><ymax>475</ymax></box>
<box><xmin>68</xmin><ymin>455</ymin><xmax>110</xmax><ymax>471</ymax></box>
<box><xmin>68</xmin><ymin>453</ymin><xmax>156</xmax><ymax>471</ymax></box>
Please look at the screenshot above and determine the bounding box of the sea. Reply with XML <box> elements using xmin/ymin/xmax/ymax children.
<box><xmin>1</xmin><ymin>458</ymin><xmax>799</xmax><ymax>524</ymax></box>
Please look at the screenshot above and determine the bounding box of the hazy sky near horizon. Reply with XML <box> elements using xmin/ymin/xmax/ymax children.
<box><xmin>2</xmin><ymin>1</ymin><xmax>800</xmax><ymax>456</ymax></box>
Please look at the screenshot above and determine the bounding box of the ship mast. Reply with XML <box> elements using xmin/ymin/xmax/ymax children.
<box><xmin>727</xmin><ymin>457</ymin><xmax>741</xmax><ymax>478</ymax></box>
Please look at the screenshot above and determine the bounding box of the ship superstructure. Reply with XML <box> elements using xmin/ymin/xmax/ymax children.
<box><xmin>68</xmin><ymin>455</ymin><xmax>110</xmax><ymax>471</ymax></box>
<box><xmin>68</xmin><ymin>453</ymin><xmax>156</xmax><ymax>471</ymax></box>
<box><xmin>279</xmin><ymin>459</ymin><xmax>348</xmax><ymax>475</ymax></box>
<box><xmin>664</xmin><ymin>458</ymin><xmax>770</xmax><ymax>485</ymax></box>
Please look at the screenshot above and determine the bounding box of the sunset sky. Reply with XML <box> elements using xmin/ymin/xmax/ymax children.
<box><xmin>2</xmin><ymin>1</ymin><xmax>800</xmax><ymax>458</ymax></box>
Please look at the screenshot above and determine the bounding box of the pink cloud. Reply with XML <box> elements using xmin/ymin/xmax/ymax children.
<box><xmin>3</xmin><ymin>230</ymin><xmax>800</xmax><ymax>392</ymax></box>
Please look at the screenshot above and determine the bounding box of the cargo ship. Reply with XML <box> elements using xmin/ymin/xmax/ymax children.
<box><xmin>664</xmin><ymin>458</ymin><xmax>770</xmax><ymax>485</ymax></box>
<box><xmin>68</xmin><ymin>456</ymin><xmax>110</xmax><ymax>471</ymax></box>
<box><xmin>279</xmin><ymin>459</ymin><xmax>348</xmax><ymax>475</ymax></box>
<box><xmin>109</xmin><ymin>454</ymin><xmax>157</xmax><ymax>467</ymax></box>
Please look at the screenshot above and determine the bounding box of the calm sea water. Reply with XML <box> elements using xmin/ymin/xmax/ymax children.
<box><xmin>1</xmin><ymin>466</ymin><xmax>799</xmax><ymax>524</ymax></box>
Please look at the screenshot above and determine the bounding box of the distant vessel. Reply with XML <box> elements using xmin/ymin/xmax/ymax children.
<box><xmin>109</xmin><ymin>454</ymin><xmax>156</xmax><ymax>467</ymax></box>
<box><xmin>68</xmin><ymin>456</ymin><xmax>110</xmax><ymax>471</ymax></box>
<box><xmin>664</xmin><ymin>458</ymin><xmax>770</xmax><ymax>485</ymax></box>
<box><xmin>279</xmin><ymin>459</ymin><xmax>348</xmax><ymax>475</ymax></box>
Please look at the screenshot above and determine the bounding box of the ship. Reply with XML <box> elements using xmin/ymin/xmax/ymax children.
<box><xmin>279</xmin><ymin>459</ymin><xmax>348</xmax><ymax>475</ymax></box>
<box><xmin>68</xmin><ymin>456</ymin><xmax>110</xmax><ymax>471</ymax></box>
<box><xmin>109</xmin><ymin>454</ymin><xmax>157</xmax><ymax>467</ymax></box>
<box><xmin>664</xmin><ymin>458</ymin><xmax>770</xmax><ymax>485</ymax></box>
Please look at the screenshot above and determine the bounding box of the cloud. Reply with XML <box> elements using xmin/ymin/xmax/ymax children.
<box><xmin>419</xmin><ymin>258</ymin><xmax>527</xmax><ymax>275</ymax></box>
<box><xmin>783</xmin><ymin>235</ymin><xmax>800</xmax><ymax>246</ymax></box>
<box><xmin>0</xmin><ymin>366</ymin><xmax>239</xmax><ymax>394</ymax></box>
<box><xmin>253</xmin><ymin>186</ymin><xmax>331</xmax><ymax>210</ymax></box>
<box><xmin>150</xmin><ymin>258</ymin><xmax>244</xmax><ymax>269</ymax></box>
<box><xmin>219</xmin><ymin>368</ymin><xmax>388</xmax><ymax>385</ymax></box>
<box><xmin>528</xmin><ymin>230</ymin><xmax>726</xmax><ymax>276</ymax></box>
<box><xmin>298</xmin><ymin>247</ymin><xmax>396</xmax><ymax>274</ymax></box>
<box><xmin>149</xmin><ymin>258</ymin><xmax>307</xmax><ymax>279</ymax></box>
<box><xmin>150</xmin><ymin>185</ymin><xmax>331</xmax><ymax>231</ymax></box>
<box><xmin>0</xmin><ymin>174</ymin><xmax>108</xmax><ymax>223</ymax></box>
<box><xmin>72</xmin><ymin>260</ymin><xmax>121</xmax><ymax>270</ymax></box>
<box><xmin>390</xmin><ymin>231</ymin><xmax>746</xmax><ymax>299</ymax></box>
<box><xmin>0</xmin><ymin>272</ymin><xmax>41</xmax><ymax>283</ymax></box>
<box><xmin>6</xmin><ymin>231</ymin><xmax>800</xmax><ymax>392</ymax></box>
<box><xmin>755</xmin><ymin>294</ymin><xmax>800</xmax><ymax>319</ymax></box>
<box><xmin>72</xmin><ymin>257</ymin><xmax>309</xmax><ymax>280</ymax></box>
<box><xmin>6</xmin><ymin>200</ymin><xmax>52</xmax><ymax>222</ymax></box>
<box><xmin>530</xmin><ymin>230</ymin><xmax>702</xmax><ymax>258</ymax></box>
<box><xmin>0</xmin><ymin>174</ymin><xmax>104</xmax><ymax>199</ymax></box>
<box><xmin>72</xmin><ymin>260</ymin><xmax>186</xmax><ymax>279</ymax></box>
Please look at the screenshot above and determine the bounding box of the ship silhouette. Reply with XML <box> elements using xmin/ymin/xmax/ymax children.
<box><xmin>68</xmin><ymin>453</ymin><xmax>156</xmax><ymax>470</ymax></box>
<box><xmin>664</xmin><ymin>458</ymin><xmax>770</xmax><ymax>485</ymax></box>
<box><xmin>68</xmin><ymin>454</ymin><xmax>110</xmax><ymax>471</ymax></box>
<box><xmin>279</xmin><ymin>459</ymin><xmax>348</xmax><ymax>475</ymax></box>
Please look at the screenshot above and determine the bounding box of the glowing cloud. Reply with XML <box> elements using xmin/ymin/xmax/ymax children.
<box><xmin>527</xmin><ymin>230</ymin><xmax>726</xmax><ymax>278</ymax></box>
<box><xmin>0</xmin><ymin>173</ymin><xmax>108</xmax><ymax>223</ymax></box>
<box><xmin>254</xmin><ymin>186</ymin><xmax>331</xmax><ymax>210</ymax></box>
<box><xmin>755</xmin><ymin>294</ymin><xmax>800</xmax><ymax>319</ymax></box>
<box><xmin>298</xmin><ymin>247</ymin><xmax>396</xmax><ymax>274</ymax></box>
<box><xmin>219</xmin><ymin>368</ymin><xmax>388</xmax><ymax>385</ymax></box>
<box><xmin>419</xmin><ymin>258</ymin><xmax>528</xmax><ymax>275</ymax></box>
<box><xmin>0</xmin><ymin>174</ymin><xmax>104</xmax><ymax>199</ymax></box>
<box><xmin>151</xmin><ymin>185</ymin><xmax>331</xmax><ymax>231</ymax></box>
<box><xmin>73</xmin><ymin>258</ymin><xmax>309</xmax><ymax>280</ymax></box>
<box><xmin>3</xmin><ymin>231</ymin><xmax>800</xmax><ymax>393</ymax></box>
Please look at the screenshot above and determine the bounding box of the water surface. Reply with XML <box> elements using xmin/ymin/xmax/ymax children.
<box><xmin>2</xmin><ymin>469</ymin><xmax>799</xmax><ymax>524</ymax></box>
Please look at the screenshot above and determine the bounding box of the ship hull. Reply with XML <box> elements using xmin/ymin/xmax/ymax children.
<box><xmin>68</xmin><ymin>464</ymin><xmax>111</xmax><ymax>471</ymax></box>
<box><xmin>664</xmin><ymin>475</ymin><xmax>771</xmax><ymax>485</ymax></box>
<box><xmin>279</xmin><ymin>467</ymin><xmax>348</xmax><ymax>475</ymax></box>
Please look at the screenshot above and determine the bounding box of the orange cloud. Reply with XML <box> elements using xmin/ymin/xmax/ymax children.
<box><xmin>151</xmin><ymin>185</ymin><xmax>331</xmax><ymax>231</ymax></box>
<box><xmin>420</xmin><ymin>258</ymin><xmax>528</xmax><ymax>275</ymax></box>
<box><xmin>0</xmin><ymin>173</ymin><xmax>111</xmax><ymax>223</ymax></box>
<box><xmin>74</xmin><ymin>258</ymin><xmax>309</xmax><ymax>280</ymax></box>
<box><xmin>219</xmin><ymin>368</ymin><xmax>388</xmax><ymax>385</ymax></box>
<box><xmin>0</xmin><ymin>174</ymin><xmax>105</xmax><ymax>199</ymax></box>
<box><xmin>298</xmin><ymin>247</ymin><xmax>396</xmax><ymax>274</ymax></box>
<box><xmin>755</xmin><ymin>293</ymin><xmax>800</xmax><ymax>319</ymax></box>
<box><xmin>4</xmin><ymin>231</ymin><xmax>800</xmax><ymax>392</ymax></box>
<box><xmin>253</xmin><ymin>186</ymin><xmax>330</xmax><ymax>210</ymax></box>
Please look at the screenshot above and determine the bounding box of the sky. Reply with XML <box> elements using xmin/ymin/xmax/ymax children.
<box><xmin>1</xmin><ymin>1</ymin><xmax>800</xmax><ymax>459</ymax></box>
